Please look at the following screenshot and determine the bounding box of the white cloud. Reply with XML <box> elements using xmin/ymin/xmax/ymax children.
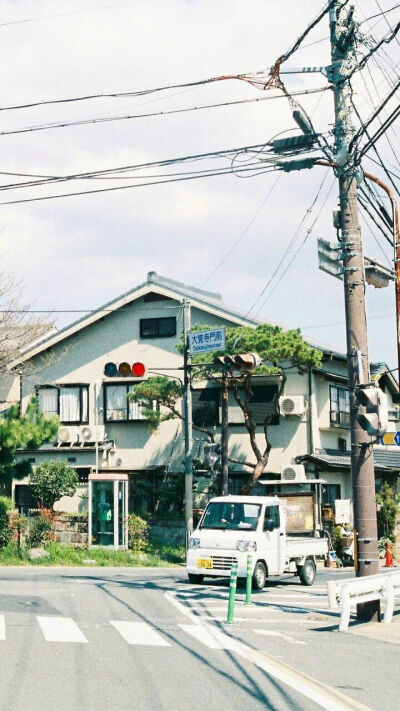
<box><xmin>0</xmin><ymin>0</ymin><xmax>398</xmax><ymax>367</ymax></box>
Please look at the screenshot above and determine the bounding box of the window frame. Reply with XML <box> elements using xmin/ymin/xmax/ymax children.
<box><xmin>103</xmin><ymin>381</ymin><xmax>154</xmax><ymax>423</ymax></box>
<box><xmin>263</xmin><ymin>505</ymin><xmax>280</xmax><ymax>531</ymax></box>
<box><xmin>329</xmin><ymin>384</ymin><xmax>350</xmax><ymax>428</ymax></box>
<box><xmin>139</xmin><ymin>316</ymin><xmax>177</xmax><ymax>339</ymax></box>
<box><xmin>37</xmin><ymin>384</ymin><xmax>89</xmax><ymax>425</ymax></box>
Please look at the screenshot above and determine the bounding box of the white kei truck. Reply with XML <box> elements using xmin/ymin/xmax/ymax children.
<box><xmin>186</xmin><ymin>495</ymin><xmax>329</xmax><ymax>589</ymax></box>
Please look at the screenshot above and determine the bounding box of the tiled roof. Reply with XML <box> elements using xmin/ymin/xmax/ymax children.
<box><xmin>297</xmin><ymin>448</ymin><xmax>400</xmax><ymax>472</ymax></box>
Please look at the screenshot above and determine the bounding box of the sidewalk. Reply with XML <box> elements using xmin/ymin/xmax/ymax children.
<box><xmin>347</xmin><ymin>613</ymin><xmax>400</xmax><ymax>644</ymax></box>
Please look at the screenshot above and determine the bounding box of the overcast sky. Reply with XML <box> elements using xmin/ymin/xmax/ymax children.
<box><xmin>1</xmin><ymin>0</ymin><xmax>399</xmax><ymax>369</ymax></box>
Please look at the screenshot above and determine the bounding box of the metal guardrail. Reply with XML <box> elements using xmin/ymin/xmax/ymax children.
<box><xmin>327</xmin><ymin>570</ymin><xmax>400</xmax><ymax>632</ymax></box>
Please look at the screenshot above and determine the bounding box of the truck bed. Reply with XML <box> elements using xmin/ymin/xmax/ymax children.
<box><xmin>285</xmin><ymin>536</ymin><xmax>328</xmax><ymax>558</ymax></box>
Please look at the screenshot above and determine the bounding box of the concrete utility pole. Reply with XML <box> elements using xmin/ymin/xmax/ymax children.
<box><xmin>183</xmin><ymin>298</ymin><xmax>193</xmax><ymax>542</ymax></box>
<box><xmin>329</xmin><ymin>3</ymin><xmax>380</xmax><ymax>620</ymax></box>
<box><xmin>220</xmin><ymin>374</ymin><xmax>229</xmax><ymax>495</ymax></box>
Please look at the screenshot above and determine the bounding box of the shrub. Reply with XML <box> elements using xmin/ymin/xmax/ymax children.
<box><xmin>27</xmin><ymin>514</ymin><xmax>54</xmax><ymax>548</ymax></box>
<box><xmin>30</xmin><ymin>460</ymin><xmax>78</xmax><ymax>510</ymax></box>
<box><xmin>376</xmin><ymin>482</ymin><xmax>400</xmax><ymax>542</ymax></box>
<box><xmin>127</xmin><ymin>514</ymin><xmax>149</xmax><ymax>553</ymax></box>
<box><xmin>7</xmin><ymin>512</ymin><xmax>28</xmax><ymax>547</ymax></box>
<box><xmin>0</xmin><ymin>496</ymin><xmax>13</xmax><ymax>548</ymax></box>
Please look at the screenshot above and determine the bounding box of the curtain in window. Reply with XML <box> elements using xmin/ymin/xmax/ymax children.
<box><xmin>128</xmin><ymin>385</ymin><xmax>145</xmax><ymax>420</ymax></box>
<box><xmin>81</xmin><ymin>387</ymin><xmax>88</xmax><ymax>422</ymax></box>
<box><xmin>106</xmin><ymin>385</ymin><xmax>127</xmax><ymax>420</ymax></box>
<box><xmin>60</xmin><ymin>387</ymin><xmax>80</xmax><ymax>422</ymax></box>
<box><xmin>38</xmin><ymin>388</ymin><xmax>58</xmax><ymax>416</ymax></box>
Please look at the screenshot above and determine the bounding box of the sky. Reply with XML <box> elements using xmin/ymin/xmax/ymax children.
<box><xmin>0</xmin><ymin>0</ymin><xmax>399</xmax><ymax>370</ymax></box>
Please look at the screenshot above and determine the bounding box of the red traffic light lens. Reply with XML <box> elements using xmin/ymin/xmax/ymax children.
<box><xmin>132</xmin><ymin>362</ymin><xmax>145</xmax><ymax>377</ymax></box>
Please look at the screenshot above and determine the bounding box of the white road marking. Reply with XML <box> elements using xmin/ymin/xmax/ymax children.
<box><xmin>0</xmin><ymin>615</ymin><xmax>5</xmax><ymax>640</ymax></box>
<box><xmin>165</xmin><ymin>591</ymin><xmax>370</xmax><ymax>711</ymax></box>
<box><xmin>179</xmin><ymin>623</ymin><xmax>245</xmax><ymax>651</ymax></box>
<box><xmin>110</xmin><ymin>621</ymin><xmax>170</xmax><ymax>646</ymax></box>
<box><xmin>255</xmin><ymin>629</ymin><xmax>307</xmax><ymax>645</ymax></box>
<box><xmin>205</xmin><ymin>617</ymin><xmax>327</xmax><ymax>624</ymax></box>
<box><xmin>260</xmin><ymin>593</ymin><xmax>326</xmax><ymax>600</ymax></box>
<box><xmin>37</xmin><ymin>616</ymin><xmax>88</xmax><ymax>643</ymax></box>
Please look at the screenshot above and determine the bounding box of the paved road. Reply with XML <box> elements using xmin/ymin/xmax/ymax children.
<box><xmin>0</xmin><ymin>567</ymin><xmax>397</xmax><ymax>711</ymax></box>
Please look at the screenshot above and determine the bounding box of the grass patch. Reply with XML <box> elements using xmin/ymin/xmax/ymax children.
<box><xmin>0</xmin><ymin>541</ymin><xmax>186</xmax><ymax>567</ymax></box>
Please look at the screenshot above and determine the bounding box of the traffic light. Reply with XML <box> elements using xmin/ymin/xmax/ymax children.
<box><xmin>104</xmin><ymin>361</ymin><xmax>146</xmax><ymax>377</ymax></box>
<box><xmin>355</xmin><ymin>385</ymin><xmax>388</xmax><ymax>437</ymax></box>
<box><xmin>233</xmin><ymin>353</ymin><xmax>262</xmax><ymax>369</ymax></box>
<box><xmin>213</xmin><ymin>353</ymin><xmax>262</xmax><ymax>371</ymax></box>
<box><xmin>213</xmin><ymin>355</ymin><xmax>234</xmax><ymax>371</ymax></box>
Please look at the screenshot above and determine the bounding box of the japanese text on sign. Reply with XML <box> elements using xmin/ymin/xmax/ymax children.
<box><xmin>189</xmin><ymin>328</ymin><xmax>226</xmax><ymax>355</ymax></box>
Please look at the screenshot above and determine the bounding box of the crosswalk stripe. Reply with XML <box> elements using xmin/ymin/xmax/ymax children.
<box><xmin>37</xmin><ymin>616</ymin><xmax>88</xmax><ymax>643</ymax></box>
<box><xmin>110</xmin><ymin>621</ymin><xmax>170</xmax><ymax>646</ymax></box>
<box><xmin>179</xmin><ymin>623</ymin><xmax>244</xmax><ymax>651</ymax></box>
<box><xmin>0</xmin><ymin>615</ymin><xmax>5</xmax><ymax>640</ymax></box>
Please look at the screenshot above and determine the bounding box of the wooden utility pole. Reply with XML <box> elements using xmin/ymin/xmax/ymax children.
<box><xmin>329</xmin><ymin>2</ymin><xmax>380</xmax><ymax>620</ymax></box>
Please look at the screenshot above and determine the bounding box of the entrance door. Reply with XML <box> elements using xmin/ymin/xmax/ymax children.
<box><xmin>92</xmin><ymin>481</ymin><xmax>114</xmax><ymax>546</ymax></box>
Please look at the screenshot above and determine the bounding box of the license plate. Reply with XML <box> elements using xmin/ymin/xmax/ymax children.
<box><xmin>197</xmin><ymin>558</ymin><xmax>213</xmax><ymax>569</ymax></box>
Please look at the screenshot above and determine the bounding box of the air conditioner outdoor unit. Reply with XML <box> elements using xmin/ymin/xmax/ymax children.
<box><xmin>57</xmin><ymin>425</ymin><xmax>80</xmax><ymax>444</ymax></box>
<box><xmin>80</xmin><ymin>425</ymin><xmax>106</xmax><ymax>442</ymax></box>
<box><xmin>279</xmin><ymin>395</ymin><xmax>306</xmax><ymax>416</ymax></box>
<box><xmin>281</xmin><ymin>464</ymin><xmax>307</xmax><ymax>483</ymax></box>
<box><xmin>388</xmin><ymin>407</ymin><xmax>400</xmax><ymax>422</ymax></box>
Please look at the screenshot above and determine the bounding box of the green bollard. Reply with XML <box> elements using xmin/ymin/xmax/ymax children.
<box><xmin>226</xmin><ymin>559</ymin><xmax>238</xmax><ymax>624</ymax></box>
<box><xmin>245</xmin><ymin>554</ymin><xmax>253</xmax><ymax>605</ymax></box>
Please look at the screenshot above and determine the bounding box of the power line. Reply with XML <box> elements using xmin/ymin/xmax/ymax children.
<box><xmin>245</xmin><ymin>169</ymin><xmax>331</xmax><ymax>317</ymax></box>
<box><xmin>0</xmin><ymin>163</ymin><xmax>280</xmax><ymax>207</ymax></box>
<box><xmin>0</xmin><ymin>87</ymin><xmax>329</xmax><ymax>138</ymax></box>
<box><xmin>253</xmin><ymin>175</ymin><xmax>336</xmax><ymax>316</ymax></box>
<box><xmin>361</xmin><ymin>2</ymin><xmax>400</xmax><ymax>23</ymax></box>
<box><xmin>203</xmin><ymin>172</ymin><xmax>283</xmax><ymax>285</ymax></box>
<box><xmin>300</xmin><ymin>312</ymin><xmax>395</xmax><ymax>329</ymax></box>
<box><xmin>0</xmin><ymin>0</ymin><xmax>152</xmax><ymax>28</ymax></box>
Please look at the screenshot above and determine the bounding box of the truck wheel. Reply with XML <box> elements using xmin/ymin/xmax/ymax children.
<box><xmin>298</xmin><ymin>558</ymin><xmax>316</xmax><ymax>586</ymax></box>
<box><xmin>188</xmin><ymin>573</ymin><xmax>204</xmax><ymax>584</ymax></box>
<box><xmin>252</xmin><ymin>562</ymin><xmax>267</xmax><ymax>590</ymax></box>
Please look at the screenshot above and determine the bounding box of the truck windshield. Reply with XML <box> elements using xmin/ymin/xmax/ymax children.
<box><xmin>200</xmin><ymin>502</ymin><xmax>261</xmax><ymax>531</ymax></box>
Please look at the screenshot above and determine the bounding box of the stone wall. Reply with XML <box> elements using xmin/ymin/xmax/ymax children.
<box><xmin>148</xmin><ymin>518</ymin><xmax>186</xmax><ymax>546</ymax></box>
<box><xmin>53</xmin><ymin>514</ymin><xmax>88</xmax><ymax>546</ymax></box>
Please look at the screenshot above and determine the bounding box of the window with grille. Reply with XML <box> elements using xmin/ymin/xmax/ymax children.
<box><xmin>140</xmin><ymin>317</ymin><xmax>176</xmax><ymax>339</ymax></box>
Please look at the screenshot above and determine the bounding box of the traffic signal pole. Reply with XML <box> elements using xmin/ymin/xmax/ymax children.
<box><xmin>329</xmin><ymin>3</ymin><xmax>380</xmax><ymax>620</ymax></box>
<box><xmin>183</xmin><ymin>298</ymin><xmax>193</xmax><ymax>542</ymax></box>
<box><xmin>221</xmin><ymin>374</ymin><xmax>229</xmax><ymax>495</ymax></box>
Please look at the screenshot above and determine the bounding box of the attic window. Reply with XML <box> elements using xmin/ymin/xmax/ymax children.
<box><xmin>143</xmin><ymin>292</ymin><xmax>172</xmax><ymax>303</ymax></box>
<box><xmin>140</xmin><ymin>317</ymin><xmax>176</xmax><ymax>339</ymax></box>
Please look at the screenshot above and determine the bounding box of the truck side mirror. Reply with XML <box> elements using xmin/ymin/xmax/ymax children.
<box><xmin>264</xmin><ymin>518</ymin><xmax>274</xmax><ymax>532</ymax></box>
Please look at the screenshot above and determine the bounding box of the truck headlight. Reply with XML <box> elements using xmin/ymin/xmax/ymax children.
<box><xmin>237</xmin><ymin>540</ymin><xmax>257</xmax><ymax>552</ymax></box>
<box><xmin>188</xmin><ymin>537</ymin><xmax>200</xmax><ymax>549</ymax></box>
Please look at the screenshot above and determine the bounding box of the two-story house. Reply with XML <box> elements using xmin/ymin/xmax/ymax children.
<box><xmin>3</xmin><ymin>271</ymin><xmax>399</xmax><ymax>547</ymax></box>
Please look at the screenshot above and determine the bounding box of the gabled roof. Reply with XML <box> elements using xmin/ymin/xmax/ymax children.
<box><xmin>14</xmin><ymin>271</ymin><xmax>259</xmax><ymax>364</ymax></box>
